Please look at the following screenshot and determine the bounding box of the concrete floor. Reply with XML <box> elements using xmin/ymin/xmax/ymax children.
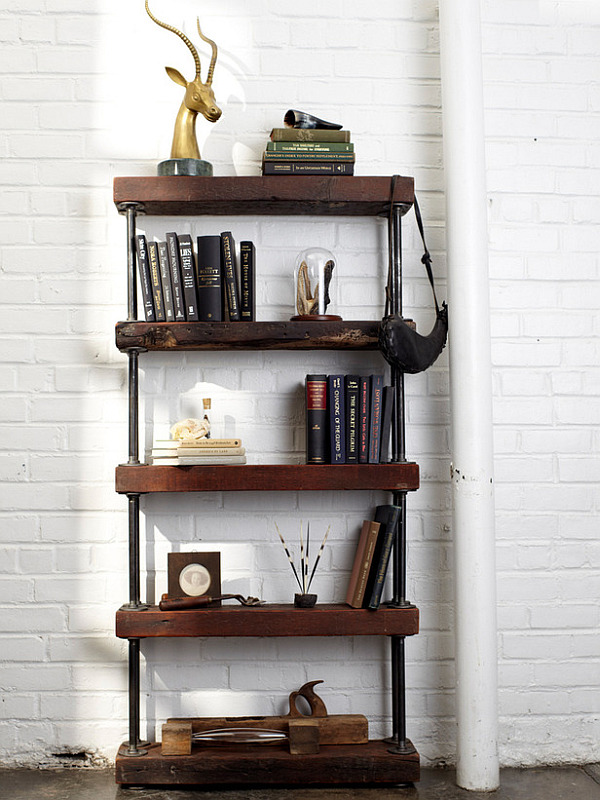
<box><xmin>1</xmin><ymin>766</ymin><xmax>600</xmax><ymax>800</ymax></box>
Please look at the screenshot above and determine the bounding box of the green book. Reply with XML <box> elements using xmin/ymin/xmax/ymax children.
<box><xmin>267</xmin><ymin>141</ymin><xmax>354</xmax><ymax>153</ymax></box>
<box><xmin>270</xmin><ymin>127</ymin><xmax>351</xmax><ymax>143</ymax></box>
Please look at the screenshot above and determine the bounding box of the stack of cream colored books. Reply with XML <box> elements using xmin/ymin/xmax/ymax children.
<box><xmin>147</xmin><ymin>438</ymin><xmax>246</xmax><ymax>466</ymax></box>
<box><xmin>146</xmin><ymin>417</ymin><xmax>245</xmax><ymax>466</ymax></box>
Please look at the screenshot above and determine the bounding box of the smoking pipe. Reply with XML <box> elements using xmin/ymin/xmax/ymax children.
<box><xmin>159</xmin><ymin>593</ymin><xmax>263</xmax><ymax>610</ymax></box>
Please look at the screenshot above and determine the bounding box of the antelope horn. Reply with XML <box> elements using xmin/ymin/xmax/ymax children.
<box><xmin>197</xmin><ymin>19</ymin><xmax>218</xmax><ymax>85</ymax></box>
<box><xmin>145</xmin><ymin>0</ymin><xmax>202</xmax><ymax>80</ymax></box>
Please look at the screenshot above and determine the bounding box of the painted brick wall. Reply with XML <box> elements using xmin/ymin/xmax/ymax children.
<box><xmin>0</xmin><ymin>0</ymin><xmax>598</xmax><ymax>769</ymax></box>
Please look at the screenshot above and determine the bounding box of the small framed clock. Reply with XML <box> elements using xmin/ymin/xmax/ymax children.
<box><xmin>167</xmin><ymin>552</ymin><xmax>221</xmax><ymax>606</ymax></box>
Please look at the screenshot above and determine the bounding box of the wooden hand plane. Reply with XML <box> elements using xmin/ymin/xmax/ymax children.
<box><xmin>162</xmin><ymin>680</ymin><xmax>368</xmax><ymax>755</ymax></box>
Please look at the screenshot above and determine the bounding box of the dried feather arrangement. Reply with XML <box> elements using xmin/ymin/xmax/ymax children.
<box><xmin>274</xmin><ymin>521</ymin><xmax>331</xmax><ymax>594</ymax></box>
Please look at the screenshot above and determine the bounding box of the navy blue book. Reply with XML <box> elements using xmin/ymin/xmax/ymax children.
<box><xmin>328</xmin><ymin>374</ymin><xmax>345</xmax><ymax>464</ymax></box>
<box><xmin>358</xmin><ymin>376</ymin><xmax>371</xmax><ymax>463</ymax></box>
<box><xmin>368</xmin><ymin>374</ymin><xmax>384</xmax><ymax>463</ymax></box>
<box><xmin>345</xmin><ymin>374</ymin><xmax>360</xmax><ymax>463</ymax></box>
<box><xmin>363</xmin><ymin>504</ymin><xmax>401</xmax><ymax>610</ymax></box>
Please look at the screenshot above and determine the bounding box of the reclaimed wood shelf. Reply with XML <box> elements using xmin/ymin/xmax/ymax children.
<box><xmin>115</xmin><ymin>739</ymin><xmax>419</xmax><ymax>787</ymax></box>
<box><xmin>116</xmin><ymin>603</ymin><xmax>419</xmax><ymax>639</ymax></box>
<box><xmin>115</xmin><ymin>463</ymin><xmax>420</xmax><ymax>494</ymax></box>
<box><xmin>115</xmin><ymin>319</ymin><xmax>382</xmax><ymax>352</ymax></box>
<box><xmin>114</xmin><ymin>175</ymin><xmax>414</xmax><ymax>217</ymax></box>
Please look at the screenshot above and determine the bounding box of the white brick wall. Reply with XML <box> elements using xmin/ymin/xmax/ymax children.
<box><xmin>0</xmin><ymin>0</ymin><xmax>598</xmax><ymax>770</ymax></box>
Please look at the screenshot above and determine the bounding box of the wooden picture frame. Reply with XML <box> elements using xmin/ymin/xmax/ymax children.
<box><xmin>168</xmin><ymin>552</ymin><xmax>221</xmax><ymax>606</ymax></box>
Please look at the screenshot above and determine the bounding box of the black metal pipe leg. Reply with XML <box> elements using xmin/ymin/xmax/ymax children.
<box><xmin>389</xmin><ymin>491</ymin><xmax>412</xmax><ymax>609</ymax></box>
<box><xmin>388</xmin><ymin>635</ymin><xmax>415</xmax><ymax>754</ymax></box>
<box><xmin>128</xmin><ymin>349</ymin><xmax>140</xmax><ymax>465</ymax></box>
<box><xmin>126</xmin><ymin>638</ymin><xmax>147</xmax><ymax>756</ymax></box>
<box><xmin>121</xmin><ymin>493</ymin><xmax>148</xmax><ymax>611</ymax></box>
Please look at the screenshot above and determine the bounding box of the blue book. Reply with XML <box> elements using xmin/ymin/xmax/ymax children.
<box><xmin>328</xmin><ymin>375</ymin><xmax>345</xmax><ymax>464</ymax></box>
<box><xmin>345</xmin><ymin>374</ymin><xmax>360</xmax><ymax>463</ymax></box>
<box><xmin>368</xmin><ymin>375</ymin><xmax>384</xmax><ymax>463</ymax></box>
<box><xmin>358</xmin><ymin>376</ymin><xmax>371</xmax><ymax>463</ymax></box>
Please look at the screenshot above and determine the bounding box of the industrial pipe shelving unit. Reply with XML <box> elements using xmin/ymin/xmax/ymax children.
<box><xmin>111</xmin><ymin>176</ymin><xmax>420</xmax><ymax>787</ymax></box>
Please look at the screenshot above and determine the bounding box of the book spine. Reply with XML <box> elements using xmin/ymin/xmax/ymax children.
<box><xmin>270</xmin><ymin>128</ymin><xmax>351</xmax><ymax>142</ymax></box>
<box><xmin>239</xmin><ymin>241</ymin><xmax>255</xmax><ymax>322</ymax></box>
<box><xmin>306</xmin><ymin>374</ymin><xmax>328</xmax><ymax>464</ymax></box>
<box><xmin>135</xmin><ymin>234</ymin><xmax>156</xmax><ymax>321</ymax></box>
<box><xmin>220</xmin><ymin>231</ymin><xmax>241</xmax><ymax>321</ymax></box>
<box><xmin>364</xmin><ymin>505</ymin><xmax>401</xmax><ymax>610</ymax></box>
<box><xmin>379</xmin><ymin>385</ymin><xmax>394</xmax><ymax>463</ymax></box>
<box><xmin>176</xmin><ymin>447</ymin><xmax>245</xmax><ymax>457</ymax></box>
<box><xmin>263</xmin><ymin>150</ymin><xmax>355</xmax><ymax>162</ymax></box>
<box><xmin>345</xmin><ymin>519</ymin><xmax>381</xmax><ymax>608</ymax></box>
<box><xmin>368</xmin><ymin>375</ymin><xmax>384</xmax><ymax>463</ymax></box>
<box><xmin>165</xmin><ymin>232</ymin><xmax>186</xmax><ymax>321</ymax></box>
<box><xmin>267</xmin><ymin>141</ymin><xmax>354</xmax><ymax>153</ymax></box>
<box><xmin>328</xmin><ymin>375</ymin><xmax>345</xmax><ymax>464</ymax></box>
<box><xmin>262</xmin><ymin>161</ymin><xmax>354</xmax><ymax>176</ymax></box>
<box><xmin>177</xmin><ymin>455</ymin><xmax>247</xmax><ymax>465</ymax></box>
<box><xmin>157</xmin><ymin>241</ymin><xmax>175</xmax><ymax>322</ymax></box>
<box><xmin>345</xmin><ymin>374</ymin><xmax>360</xmax><ymax>464</ymax></box>
<box><xmin>177</xmin><ymin>234</ymin><xmax>199</xmax><ymax>321</ymax></box>
<box><xmin>196</xmin><ymin>235</ymin><xmax>223</xmax><ymax>321</ymax></box>
<box><xmin>147</xmin><ymin>241</ymin><xmax>166</xmax><ymax>321</ymax></box>
<box><xmin>358</xmin><ymin>376</ymin><xmax>371</xmax><ymax>464</ymax></box>
<box><xmin>176</xmin><ymin>438</ymin><xmax>242</xmax><ymax>448</ymax></box>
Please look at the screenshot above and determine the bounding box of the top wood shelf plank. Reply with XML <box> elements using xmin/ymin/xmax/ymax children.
<box><xmin>113</xmin><ymin>176</ymin><xmax>414</xmax><ymax>217</ymax></box>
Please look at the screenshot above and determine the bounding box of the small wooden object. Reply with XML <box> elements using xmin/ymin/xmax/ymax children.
<box><xmin>288</xmin><ymin>718</ymin><xmax>320</xmax><ymax>754</ymax></box>
<box><xmin>167</xmin><ymin>552</ymin><xmax>221</xmax><ymax>605</ymax></box>
<box><xmin>167</xmin><ymin>680</ymin><xmax>368</xmax><ymax>751</ymax></box>
<box><xmin>161</xmin><ymin>722</ymin><xmax>192</xmax><ymax>755</ymax></box>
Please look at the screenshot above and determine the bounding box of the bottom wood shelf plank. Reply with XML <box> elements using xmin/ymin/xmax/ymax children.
<box><xmin>115</xmin><ymin>740</ymin><xmax>419</xmax><ymax>786</ymax></box>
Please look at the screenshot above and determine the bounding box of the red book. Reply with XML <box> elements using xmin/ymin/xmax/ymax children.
<box><xmin>305</xmin><ymin>374</ymin><xmax>328</xmax><ymax>464</ymax></box>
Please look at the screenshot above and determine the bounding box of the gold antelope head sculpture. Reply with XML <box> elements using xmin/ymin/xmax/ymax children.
<box><xmin>145</xmin><ymin>1</ymin><xmax>222</xmax><ymax>161</ymax></box>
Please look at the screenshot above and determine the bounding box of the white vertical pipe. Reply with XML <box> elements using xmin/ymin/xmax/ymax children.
<box><xmin>438</xmin><ymin>0</ymin><xmax>499</xmax><ymax>791</ymax></box>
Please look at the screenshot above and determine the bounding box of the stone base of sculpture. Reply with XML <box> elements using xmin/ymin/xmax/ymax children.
<box><xmin>158</xmin><ymin>158</ymin><xmax>213</xmax><ymax>177</ymax></box>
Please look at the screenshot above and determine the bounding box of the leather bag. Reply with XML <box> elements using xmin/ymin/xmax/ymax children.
<box><xmin>379</xmin><ymin>188</ymin><xmax>448</xmax><ymax>374</ymax></box>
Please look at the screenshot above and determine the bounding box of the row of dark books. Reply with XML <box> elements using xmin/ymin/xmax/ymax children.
<box><xmin>261</xmin><ymin>127</ymin><xmax>355</xmax><ymax>176</ymax></box>
<box><xmin>305</xmin><ymin>374</ymin><xmax>393</xmax><ymax>465</ymax></box>
<box><xmin>345</xmin><ymin>504</ymin><xmax>401</xmax><ymax>610</ymax></box>
<box><xmin>135</xmin><ymin>231</ymin><xmax>255</xmax><ymax>323</ymax></box>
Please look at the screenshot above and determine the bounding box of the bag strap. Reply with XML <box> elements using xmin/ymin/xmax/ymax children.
<box><xmin>413</xmin><ymin>194</ymin><xmax>441</xmax><ymax>313</ymax></box>
<box><xmin>386</xmin><ymin>176</ymin><xmax>440</xmax><ymax>316</ymax></box>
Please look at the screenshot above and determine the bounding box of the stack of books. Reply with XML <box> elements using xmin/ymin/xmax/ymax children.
<box><xmin>135</xmin><ymin>231</ymin><xmax>255</xmax><ymax>323</ymax></box>
<box><xmin>262</xmin><ymin>127</ymin><xmax>355</xmax><ymax>176</ymax></box>
<box><xmin>146</xmin><ymin>438</ymin><xmax>246</xmax><ymax>466</ymax></box>
<box><xmin>345</xmin><ymin>505</ymin><xmax>401</xmax><ymax>610</ymax></box>
<box><xmin>305</xmin><ymin>374</ymin><xmax>394</xmax><ymax>465</ymax></box>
